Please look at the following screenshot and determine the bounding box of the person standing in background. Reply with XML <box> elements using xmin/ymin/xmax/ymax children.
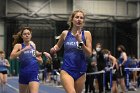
<box><xmin>85</xmin><ymin>49</ymin><xmax>97</xmax><ymax>93</ymax></box>
<box><xmin>117</xmin><ymin>45</ymin><xmax>127</xmax><ymax>93</ymax></box>
<box><xmin>95</xmin><ymin>43</ymin><xmax>106</xmax><ymax>93</ymax></box>
<box><xmin>102</xmin><ymin>49</ymin><xmax>119</xmax><ymax>93</ymax></box>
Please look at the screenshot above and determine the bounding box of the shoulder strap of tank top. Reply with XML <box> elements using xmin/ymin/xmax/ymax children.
<box><xmin>21</xmin><ymin>43</ymin><xmax>35</xmax><ymax>50</ymax></box>
<box><xmin>21</xmin><ymin>43</ymin><xmax>24</xmax><ymax>48</ymax></box>
<box><xmin>64</xmin><ymin>31</ymin><xmax>70</xmax><ymax>41</ymax></box>
<box><xmin>67</xmin><ymin>31</ymin><xmax>71</xmax><ymax>36</ymax></box>
<box><xmin>30</xmin><ymin>44</ymin><xmax>35</xmax><ymax>49</ymax></box>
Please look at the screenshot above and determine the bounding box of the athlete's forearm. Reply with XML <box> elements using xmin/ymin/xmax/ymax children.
<box><xmin>79</xmin><ymin>31</ymin><xmax>92</xmax><ymax>57</ymax></box>
<box><xmin>35</xmin><ymin>51</ymin><xmax>42</xmax><ymax>57</ymax></box>
<box><xmin>53</xmin><ymin>45</ymin><xmax>61</xmax><ymax>52</ymax></box>
<box><xmin>112</xmin><ymin>62</ymin><xmax>117</xmax><ymax>68</ymax></box>
<box><xmin>82</xmin><ymin>44</ymin><xmax>92</xmax><ymax>56</ymax></box>
<box><xmin>122</xmin><ymin>61</ymin><xmax>126</xmax><ymax>66</ymax></box>
<box><xmin>52</xmin><ymin>31</ymin><xmax>65</xmax><ymax>53</ymax></box>
<box><xmin>36</xmin><ymin>56</ymin><xmax>43</xmax><ymax>63</ymax></box>
<box><xmin>10</xmin><ymin>50</ymin><xmax>24</xmax><ymax>59</ymax></box>
<box><xmin>5</xmin><ymin>63</ymin><xmax>10</xmax><ymax>67</ymax></box>
<box><xmin>121</xmin><ymin>60</ymin><xmax>127</xmax><ymax>66</ymax></box>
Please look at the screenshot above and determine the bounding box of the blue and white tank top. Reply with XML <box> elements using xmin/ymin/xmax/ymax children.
<box><xmin>118</xmin><ymin>52</ymin><xmax>129</xmax><ymax>67</ymax></box>
<box><xmin>19</xmin><ymin>43</ymin><xmax>39</xmax><ymax>72</ymax></box>
<box><xmin>118</xmin><ymin>53</ymin><xmax>124</xmax><ymax>65</ymax></box>
<box><xmin>61</xmin><ymin>31</ymin><xmax>87</xmax><ymax>72</ymax></box>
<box><xmin>0</xmin><ymin>59</ymin><xmax>7</xmax><ymax>71</ymax></box>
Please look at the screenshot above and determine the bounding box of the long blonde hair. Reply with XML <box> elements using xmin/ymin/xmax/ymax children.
<box><xmin>67</xmin><ymin>10</ymin><xmax>85</xmax><ymax>30</ymax></box>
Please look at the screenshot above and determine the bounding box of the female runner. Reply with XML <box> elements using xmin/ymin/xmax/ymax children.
<box><xmin>50</xmin><ymin>10</ymin><xmax>92</xmax><ymax>93</ymax></box>
<box><xmin>10</xmin><ymin>27</ymin><xmax>42</xmax><ymax>93</ymax></box>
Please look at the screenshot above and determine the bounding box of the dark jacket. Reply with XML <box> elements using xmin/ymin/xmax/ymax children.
<box><xmin>86</xmin><ymin>54</ymin><xmax>97</xmax><ymax>73</ymax></box>
<box><xmin>96</xmin><ymin>51</ymin><xmax>106</xmax><ymax>71</ymax></box>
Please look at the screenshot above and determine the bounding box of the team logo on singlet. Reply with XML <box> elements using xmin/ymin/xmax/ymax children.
<box><xmin>65</xmin><ymin>41</ymin><xmax>82</xmax><ymax>50</ymax></box>
<box><xmin>66</xmin><ymin>41</ymin><xmax>78</xmax><ymax>46</ymax></box>
<box><xmin>23</xmin><ymin>49</ymin><xmax>36</xmax><ymax>57</ymax></box>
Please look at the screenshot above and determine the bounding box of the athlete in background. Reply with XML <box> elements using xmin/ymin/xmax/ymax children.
<box><xmin>10</xmin><ymin>27</ymin><xmax>42</xmax><ymax>93</ymax></box>
<box><xmin>0</xmin><ymin>50</ymin><xmax>10</xmax><ymax>92</ymax></box>
<box><xmin>102</xmin><ymin>49</ymin><xmax>118</xmax><ymax>93</ymax></box>
<box><xmin>117</xmin><ymin>45</ymin><xmax>127</xmax><ymax>93</ymax></box>
<box><xmin>95</xmin><ymin>43</ymin><xmax>106</xmax><ymax>93</ymax></box>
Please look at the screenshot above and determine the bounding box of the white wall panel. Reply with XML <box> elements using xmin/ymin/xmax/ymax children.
<box><xmin>0</xmin><ymin>21</ymin><xmax>4</xmax><ymax>50</ymax></box>
<box><xmin>116</xmin><ymin>1</ymin><xmax>127</xmax><ymax>16</ymax></box>
<box><xmin>6</xmin><ymin>0</ymin><xmax>137</xmax><ymax>17</ymax></box>
<box><xmin>128</xmin><ymin>3</ymin><xmax>137</xmax><ymax>16</ymax></box>
<box><xmin>50</xmin><ymin>0</ymin><xmax>67</xmax><ymax>14</ymax></box>
<box><xmin>93</xmin><ymin>1</ymin><xmax>115</xmax><ymax>15</ymax></box>
<box><xmin>0</xmin><ymin>21</ymin><xmax>4</xmax><ymax>35</ymax></box>
<box><xmin>0</xmin><ymin>37</ymin><xmax>4</xmax><ymax>50</ymax></box>
<box><xmin>7</xmin><ymin>0</ymin><xmax>68</xmax><ymax>15</ymax></box>
<box><xmin>7</xmin><ymin>0</ymin><xmax>28</xmax><ymax>13</ymax></box>
<box><xmin>73</xmin><ymin>0</ymin><xmax>94</xmax><ymax>14</ymax></box>
<box><xmin>73</xmin><ymin>0</ymin><xmax>137</xmax><ymax>17</ymax></box>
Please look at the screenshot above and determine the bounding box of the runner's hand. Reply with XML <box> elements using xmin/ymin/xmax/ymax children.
<box><xmin>50</xmin><ymin>47</ymin><xmax>56</xmax><ymax>55</ymax></box>
<box><xmin>75</xmin><ymin>31</ymin><xmax>82</xmax><ymax>42</ymax></box>
<box><xmin>22</xmin><ymin>46</ymin><xmax>31</xmax><ymax>52</ymax></box>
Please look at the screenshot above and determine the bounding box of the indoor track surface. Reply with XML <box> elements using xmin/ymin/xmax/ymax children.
<box><xmin>3</xmin><ymin>77</ymin><xmax>65</xmax><ymax>93</ymax></box>
<box><xmin>1</xmin><ymin>76</ymin><xmax>140</xmax><ymax>93</ymax></box>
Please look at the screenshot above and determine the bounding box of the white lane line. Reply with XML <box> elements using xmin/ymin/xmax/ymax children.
<box><xmin>6</xmin><ymin>83</ymin><xmax>19</xmax><ymax>92</ymax></box>
<box><xmin>8</xmin><ymin>76</ymin><xmax>19</xmax><ymax>79</ymax></box>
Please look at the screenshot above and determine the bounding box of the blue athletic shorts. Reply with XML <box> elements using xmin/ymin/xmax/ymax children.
<box><xmin>19</xmin><ymin>71</ymin><xmax>39</xmax><ymax>84</ymax></box>
<box><xmin>62</xmin><ymin>69</ymin><xmax>85</xmax><ymax>81</ymax></box>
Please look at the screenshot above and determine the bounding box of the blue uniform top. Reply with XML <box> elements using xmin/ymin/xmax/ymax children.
<box><xmin>131</xmin><ymin>59</ymin><xmax>138</xmax><ymax>68</ymax></box>
<box><xmin>0</xmin><ymin>59</ymin><xmax>7</xmax><ymax>71</ymax></box>
<box><xmin>61</xmin><ymin>31</ymin><xmax>87</xmax><ymax>73</ymax></box>
<box><xmin>118</xmin><ymin>53</ymin><xmax>124</xmax><ymax>65</ymax></box>
<box><xmin>118</xmin><ymin>52</ymin><xmax>130</xmax><ymax>67</ymax></box>
<box><xmin>19</xmin><ymin>43</ymin><xmax>39</xmax><ymax>72</ymax></box>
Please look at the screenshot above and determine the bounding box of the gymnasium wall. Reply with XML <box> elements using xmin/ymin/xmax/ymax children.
<box><xmin>6</xmin><ymin>0</ymin><xmax>68</xmax><ymax>16</ymax></box>
<box><xmin>6</xmin><ymin>0</ymin><xmax>137</xmax><ymax>17</ymax></box>
<box><xmin>0</xmin><ymin>21</ymin><xmax>5</xmax><ymax>51</ymax></box>
<box><xmin>0</xmin><ymin>0</ymin><xmax>138</xmax><ymax>57</ymax></box>
<box><xmin>73</xmin><ymin>0</ymin><xmax>137</xmax><ymax>17</ymax></box>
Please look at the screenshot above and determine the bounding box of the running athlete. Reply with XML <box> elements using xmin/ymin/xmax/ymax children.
<box><xmin>102</xmin><ymin>49</ymin><xmax>118</xmax><ymax>93</ymax></box>
<box><xmin>0</xmin><ymin>51</ymin><xmax>10</xmax><ymax>92</ymax></box>
<box><xmin>10</xmin><ymin>27</ymin><xmax>42</xmax><ymax>93</ymax></box>
<box><xmin>50</xmin><ymin>10</ymin><xmax>92</xmax><ymax>93</ymax></box>
<box><xmin>117</xmin><ymin>45</ymin><xmax>127</xmax><ymax>93</ymax></box>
